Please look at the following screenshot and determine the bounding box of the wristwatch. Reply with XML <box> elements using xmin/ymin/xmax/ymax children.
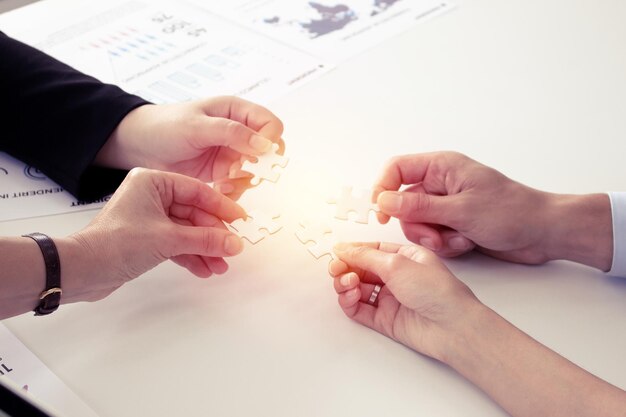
<box><xmin>22</xmin><ymin>233</ymin><xmax>62</xmax><ymax>316</ymax></box>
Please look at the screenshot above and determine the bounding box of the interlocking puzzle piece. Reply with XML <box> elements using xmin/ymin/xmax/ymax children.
<box><xmin>240</xmin><ymin>143</ymin><xmax>289</xmax><ymax>186</ymax></box>
<box><xmin>327</xmin><ymin>186</ymin><xmax>379</xmax><ymax>224</ymax></box>
<box><xmin>228</xmin><ymin>210</ymin><xmax>282</xmax><ymax>244</ymax></box>
<box><xmin>295</xmin><ymin>220</ymin><xmax>337</xmax><ymax>260</ymax></box>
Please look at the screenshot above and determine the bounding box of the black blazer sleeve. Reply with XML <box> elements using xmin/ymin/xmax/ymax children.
<box><xmin>0</xmin><ymin>31</ymin><xmax>149</xmax><ymax>200</ymax></box>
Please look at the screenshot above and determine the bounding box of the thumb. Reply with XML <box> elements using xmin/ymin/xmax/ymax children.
<box><xmin>195</xmin><ymin>117</ymin><xmax>275</xmax><ymax>156</ymax></box>
<box><xmin>377</xmin><ymin>190</ymin><xmax>455</xmax><ymax>225</ymax></box>
<box><xmin>333</xmin><ymin>242</ymin><xmax>410</xmax><ymax>284</ymax></box>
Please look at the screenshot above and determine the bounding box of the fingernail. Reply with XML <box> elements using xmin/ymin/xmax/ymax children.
<box><xmin>215</xmin><ymin>183</ymin><xmax>235</xmax><ymax>194</ymax></box>
<box><xmin>419</xmin><ymin>238</ymin><xmax>436</xmax><ymax>251</ymax></box>
<box><xmin>249</xmin><ymin>134</ymin><xmax>272</xmax><ymax>153</ymax></box>
<box><xmin>346</xmin><ymin>288</ymin><xmax>358</xmax><ymax>300</ymax></box>
<box><xmin>340</xmin><ymin>274</ymin><xmax>352</xmax><ymax>286</ymax></box>
<box><xmin>449</xmin><ymin>236</ymin><xmax>469</xmax><ymax>250</ymax></box>
<box><xmin>333</xmin><ymin>242</ymin><xmax>349</xmax><ymax>252</ymax></box>
<box><xmin>379</xmin><ymin>192</ymin><xmax>403</xmax><ymax>214</ymax></box>
<box><xmin>224</xmin><ymin>235</ymin><xmax>243</xmax><ymax>255</ymax></box>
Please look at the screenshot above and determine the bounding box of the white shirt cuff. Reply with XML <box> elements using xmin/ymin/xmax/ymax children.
<box><xmin>608</xmin><ymin>192</ymin><xmax>626</xmax><ymax>277</ymax></box>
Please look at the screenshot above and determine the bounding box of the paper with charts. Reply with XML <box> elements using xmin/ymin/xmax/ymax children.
<box><xmin>186</xmin><ymin>0</ymin><xmax>455</xmax><ymax>62</ymax></box>
<box><xmin>0</xmin><ymin>152</ymin><xmax>109</xmax><ymax>222</ymax></box>
<box><xmin>0</xmin><ymin>323</ymin><xmax>99</xmax><ymax>417</ymax></box>
<box><xmin>0</xmin><ymin>0</ymin><xmax>454</xmax><ymax>222</ymax></box>
<box><xmin>0</xmin><ymin>0</ymin><xmax>329</xmax><ymax>105</ymax></box>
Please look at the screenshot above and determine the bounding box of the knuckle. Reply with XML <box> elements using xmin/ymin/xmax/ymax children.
<box><xmin>202</xmin><ymin>230</ymin><xmax>221</xmax><ymax>254</ymax></box>
<box><xmin>385</xmin><ymin>253</ymin><xmax>406</xmax><ymax>271</ymax></box>
<box><xmin>441</xmin><ymin>150</ymin><xmax>466</xmax><ymax>162</ymax></box>
<box><xmin>385</xmin><ymin>155</ymin><xmax>402</xmax><ymax>171</ymax></box>
<box><xmin>406</xmin><ymin>192</ymin><xmax>431</xmax><ymax>214</ymax></box>
<box><xmin>185</xmin><ymin>115</ymin><xmax>206</xmax><ymax>136</ymax></box>
<box><xmin>124</xmin><ymin>167</ymin><xmax>157</xmax><ymax>188</ymax></box>
<box><xmin>127</xmin><ymin>167</ymin><xmax>149</xmax><ymax>179</ymax></box>
<box><xmin>350</xmin><ymin>245</ymin><xmax>371</xmax><ymax>259</ymax></box>
<box><xmin>224</xmin><ymin>120</ymin><xmax>247</xmax><ymax>140</ymax></box>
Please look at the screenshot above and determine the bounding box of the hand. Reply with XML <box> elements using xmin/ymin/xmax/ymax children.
<box><xmin>330</xmin><ymin>242</ymin><xmax>480</xmax><ymax>361</ymax></box>
<box><xmin>95</xmin><ymin>96</ymin><xmax>285</xmax><ymax>200</ymax></box>
<box><xmin>63</xmin><ymin>168</ymin><xmax>246</xmax><ymax>303</ymax></box>
<box><xmin>373</xmin><ymin>152</ymin><xmax>612</xmax><ymax>269</ymax></box>
<box><xmin>330</xmin><ymin>242</ymin><xmax>626</xmax><ymax>417</ymax></box>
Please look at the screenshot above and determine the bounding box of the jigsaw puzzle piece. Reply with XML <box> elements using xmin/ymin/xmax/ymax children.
<box><xmin>327</xmin><ymin>186</ymin><xmax>379</xmax><ymax>224</ymax></box>
<box><xmin>239</xmin><ymin>143</ymin><xmax>289</xmax><ymax>186</ymax></box>
<box><xmin>228</xmin><ymin>211</ymin><xmax>282</xmax><ymax>244</ymax></box>
<box><xmin>295</xmin><ymin>220</ymin><xmax>336</xmax><ymax>260</ymax></box>
<box><xmin>246</xmin><ymin>210</ymin><xmax>282</xmax><ymax>234</ymax></box>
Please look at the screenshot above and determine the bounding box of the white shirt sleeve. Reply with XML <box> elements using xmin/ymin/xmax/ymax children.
<box><xmin>608</xmin><ymin>192</ymin><xmax>626</xmax><ymax>277</ymax></box>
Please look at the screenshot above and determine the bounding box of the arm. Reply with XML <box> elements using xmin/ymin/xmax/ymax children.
<box><xmin>0</xmin><ymin>169</ymin><xmax>246</xmax><ymax>319</ymax></box>
<box><xmin>0</xmin><ymin>32</ymin><xmax>285</xmax><ymax>201</ymax></box>
<box><xmin>330</xmin><ymin>243</ymin><xmax>626</xmax><ymax>417</ymax></box>
<box><xmin>94</xmin><ymin>95</ymin><xmax>285</xmax><ymax>201</ymax></box>
<box><xmin>373</xmin><ymin>151</ymin><xmax>614</xmax><ymax>272</ymax></box>
<box><xmin>450</xmin><ymin>304</ymin><xmax>625</xmax><ymax>417</ymax></box>
<box><xmin>0</xmin><ymin>32</ymin><xmax>148</xmax><ymax>200</ymax></box>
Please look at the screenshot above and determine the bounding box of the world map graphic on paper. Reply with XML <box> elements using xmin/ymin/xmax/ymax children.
<box><xmin>263</xmin><ymin>0</ymin><xmax>403</xmax><ymax>38</ymax></box>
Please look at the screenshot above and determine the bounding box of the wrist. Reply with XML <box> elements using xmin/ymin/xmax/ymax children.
<box><xmin>53</xmin><ymin>235</ymin><xmax>96</xmax><ymax>304</ymax></box>
<box><xmin>55</xmin><ymin>232</ymin><xmax>117</xmax><ymax>304</ymax></box>
<box><xmin>436</xmin><ymin>299</ymin><xmax>493</xmax><ymax>365</ymax></box>
<box><xmin>94</xmin><ymin>104</ymin><xmax>153</xmax><ymax>170</ymax></box>
<box><xmin>437</xmin><ymin>302</ymin><xmax>497</xmax><ymax>364</ymax></box>
<box><xmin>542</xmin><ymin>193</ymin><xmax>612</xmax><ymax>271</ymax></box>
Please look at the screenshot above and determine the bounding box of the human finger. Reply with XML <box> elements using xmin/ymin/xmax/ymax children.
<box><xmin>377</xmin><ymin>189</ymin><xmax>457</xmax><ymax>224</ymax></box>
<box><xmin>171</xmin><ymin>255</ymin><xmax>213</xmax><ymax>278</ymax></box>
<box><xmin>333</xmin><ymin>272</ymin><xmax>359</xmax><ymax>293</ymax></box>
<box><xmin>374</xmin><ymin>152</ymin><xmax>466</xmax><ymax>194</ymax></box>
<box><xmin>334</xmin><ymin>280</ymin><xmax>389</xmax><ymax>305</ymax></box>
<box><xmin>337</xmin><ymin>286</ymin><xmax>399</xmax><ymax>337</ymax></box>
<box><xmin>213</xmin><ymin>177</ymin><xmax>255</xmax><ymax>201</ymax></box>
<box><xmin>337</xmin><ymin>286</ymin><xmax>362</xmax><ymax>317</ymax></box>
<box><xmin>204</xmin><ymin>257</ymin><xmax>229</xmax><ymax>275</ymax></box>
<box><xmin>200</xmin><ymin>96</ymin><xmax>284</xmax><ymax>142</ymax></box>
<box><xmin>169</xmin><ymin>215</ymin><xmax>230</xmax><ymax>274</ymax></box>
<box><xmin>333</xmin><ymin>242</ymin><xmax>404</xmax><ymax>281</ymax></box>
<box><xmin>169</xmin><ymin>225</ymin><xmax>243</xmax><ymax>258</ymax></box>
<box><xmin>436</xmin><ymin>229</ymin><xmax>475</xmax><ymax>258</ymax></box>
<box><xmin>329</xmin><ymin>259</ymin><xmax>349</xmax><ymax>277</ymax></box>
<box><xmin>374</xmin><ymin>153</ymin><xmax>465</xmax><ymax>224</ymax></box>
<box><xmin>373</xmin><ymin>153</ymin><xmax>434</xmax><ymax>197</ymax></box>
<box><xmin>399</xmin><ymin>221</ymin><xmax>444</xmax><ymax>251</ymax></box>
<box><xmin>169</xmin><ymin>203</ymin><xmax>225</xmax><ymax>228</ymax></box>
<box><xmin>352</xmin><ymin>282</ymin><xmax>385</xmax><ymax>306</ymax></box>
<box><xmin>332</xmin><ymin>242</ymin><xmax>390</xmax><ymax>284</ymax></box>
<box><xmin>163</xmin><ymin>172</ymin><xmax>246</xmax><ymax>223</ymax></box>
<box><xmin>194</xmin><ymin>116</ymin><xmax>275</xmax><ymax>156</ymax></box>
<box><xmin>329</xmin><ymin>256</ymin><xmax>383</xmax><ymax>284</ymax></box>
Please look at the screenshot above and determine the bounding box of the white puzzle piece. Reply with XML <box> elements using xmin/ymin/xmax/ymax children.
<box><xmin>228</xmin><ymin>210</ymin><xmax>282</xmax><ymax>244</ymax></box>
<box><xmin>327</xmin><ymin>186</ymin><xmax>379</xmax><ymax>224</ymax></box>
<box><xmin>239</xmin><ymin>143</ymin><xmax>289</xmax><ymax>186</ymax></box>
<box><xmin>295</xmin><ymin>220</ymin><xmax>336</xmax><ymax>260</ymax></box>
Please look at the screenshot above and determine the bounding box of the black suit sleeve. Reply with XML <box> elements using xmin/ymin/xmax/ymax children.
<box><xmin>0</xmin><ymin>31</ymin><xmax>149</xmax><ymax>200</ymax></box>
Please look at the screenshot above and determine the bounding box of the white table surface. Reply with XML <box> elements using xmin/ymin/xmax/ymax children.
<box><xmin>2</xmin><ymin>1</ymin><xmax>626</xmax><ymax>416</ymax></box>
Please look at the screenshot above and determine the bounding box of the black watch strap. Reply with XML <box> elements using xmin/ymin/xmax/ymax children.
<box><xmin>22</xmin><ymin>233</ymin><xmax>62</xmax><ymax>316</ymax></box>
